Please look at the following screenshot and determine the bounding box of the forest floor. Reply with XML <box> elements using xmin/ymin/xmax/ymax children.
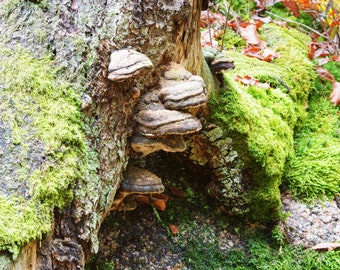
<box><xmin>88</xmin><ymin>152</ymin><xmax>340</xmax><ymax>270</ymax></box>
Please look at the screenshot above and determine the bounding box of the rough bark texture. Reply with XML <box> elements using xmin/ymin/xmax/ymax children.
<box><xmin>0</xmin><ymin>0</ymin><xmax>203</xmax><ymax>269</ymax></box>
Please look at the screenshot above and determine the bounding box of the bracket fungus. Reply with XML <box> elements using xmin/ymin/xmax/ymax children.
<box><xmin>111</xmin><ymin>166</ymin><xmax>165</xmax><ymax>211</ymax></box>
<box><xmin>203</xmin><ymin>47</ymin><xmax>235</xmax><ymax>73</ymax></box>
<box><xmin>108</xmin><ymin>49</ymin><xmax>153</xmax><ymax>82</ymax></box>
<box><xmin>130</xmin><ymin>62</ymin><xmax>207</xmax><ymax>156</ymax></box>
<box><xmin>159</xmin><ymin>81</ymin><xmax>206</xmax><ymax>110</ymax></box>
<box><xmin>134</xmin><ymin>109</ymin><xmax>202</xmax><ymax>137</ymax></box>
<box><xmin>131</xmin><ymin>133</ymin><xmax>186</xmax><ymax>157</ymax></box>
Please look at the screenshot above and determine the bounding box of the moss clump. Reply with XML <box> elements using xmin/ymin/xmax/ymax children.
<box><xmin>0</xmin><ymin>44</ymin><xmax>86</xmax><ymax>256</ymax></box>
<box><xmin>284</xmin><ymin>81</ymin><xmax>340</xmax><ymax>199</ymax></box>
<box><xmin>209</xmin><ymin>24</ymin><xmax>316</xmax><ymax>221</ymax></box>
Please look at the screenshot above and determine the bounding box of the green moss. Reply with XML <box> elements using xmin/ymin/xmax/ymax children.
<box><xmin>0</xmin><ymin>44</ymin><xmax>86</xmax><ymax>256</ymax></box>
<box><xmin>209</xmin><ymin>24</ymin><xmax>316</xmax><ymax>221</ymax></box>
<box><xmin>284</xmin><ymin>81</ymin><xmax>340</xmax><ymax>199</ymax></box>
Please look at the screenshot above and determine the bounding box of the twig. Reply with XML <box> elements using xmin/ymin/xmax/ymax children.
<box><xmin>265</xmin><ymin>11</ymin><xmax>328</xmax><ymax>39</ymax></box>
<box><xmin>221</xmin><ymin>0</ymin><xmax>233</xmax><ymax>51</ymax></box>
<box><xmin>207</xmin><ymin>8</ymin><xmax>213</xmax><ymax>48</ymax></box>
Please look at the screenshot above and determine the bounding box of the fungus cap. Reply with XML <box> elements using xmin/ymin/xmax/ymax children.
<box><xmin>131</xmin><ymin>133</ymin><xmax>186</xmax><ymax>156</ymax></box>
<box><xmin>108</xmin><ymin>49</ymin><xmax>153</xmax><ymax>81</ymax></box>
<box><xmin>134</xmin><ymin>109</ymin><xmax>202</xmax><ymax>137</ymax></box>
<box><xmin>121</xmin><ymin>166</ymin><xmax>164</xmax><ymax>194</ymax></box>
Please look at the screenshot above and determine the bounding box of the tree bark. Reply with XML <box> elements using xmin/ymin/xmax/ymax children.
<box><xmin>0</xmin><ymin>0</ymin><xmax>204</xmax><ymax>269</ymax></box>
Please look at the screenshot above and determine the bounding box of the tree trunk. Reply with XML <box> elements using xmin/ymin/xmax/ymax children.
<box><xmin>0</xmin><ymin>0</ymin><xmax>204</xmax><ymax>269</ymax></box>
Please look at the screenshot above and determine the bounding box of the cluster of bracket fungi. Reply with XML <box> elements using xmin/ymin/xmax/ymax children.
<box><xmin>107</xmin><ymin>49</ymin><xmax>207</xmax><ymax>211</ymax></box>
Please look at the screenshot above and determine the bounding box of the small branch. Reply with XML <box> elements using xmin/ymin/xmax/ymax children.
<box><xmin>207</xmin><ymin>9</ymin><xmax>213</xmax><ymax>47</ymax></box>
<box><xmin>221</xmin><ymin>0</ymin><xmax>233</xmax><ymax>51</ymax></box>
<box><xmin>265</xmin><ymin>11</ymin><xmax>328</xmax><ymax>39</ymax></box>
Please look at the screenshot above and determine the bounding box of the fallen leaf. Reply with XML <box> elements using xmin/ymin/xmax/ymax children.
<box><xmin>150</xmin><ymin>193</ymin><xmax>169</xmax><ymax>211</ymax></box>
<box><xmin>239</xmin><ymin>23</ymin><xmax>261</xmax><ymax>45</ymax></box>
<box><xmin>235</xmin><ymin>75</ymin><xmax>258</xmax><ymax>85</ymax></box>
<box><xmin>330</xmin><ymin>82</ymin><xmax>340</xmax><ymax>106</ymax></box>
<box><xmin>310</xmin><ymin>242</ymin><xmax>340</xmax><ymax>251</ymax></box>
<box><xmin>234</xmin><ymin>75</ymin><xmax>271</xmax><ymax>89</ymax></box>
<box><xmin>200</xmin><ymin>10</ymin><xmax>226</xmax><ymax>28</ymax></box>
<box><xmin>316</xmin><ymin>66</ymin><xmax>335</xmax><ymax>83</ymax></box>
<box><xmin>308</xmin><ymin>42</ymin><xmax>335</xmax><ymax>59</ymax></box>
<box><xmin>331</xmin><ymin>55</ymin><xmax>340</xmax><ymax>63</ymax></box>
<box><xmin>317</xmin><ymin>57</ymin><xmax>330</xmax><ymax>66</ymax></box>
<box><xmin>282</xmin><ymin>0</ymin><xmax>300</xmax><ymax>17</ymax></box>
<box><xmin>242</xmin><ymin>45</ymin><xmax>262</xmax><ymax>59</ymax></box>
<box><xmin>169</xmin><ymin>224</ymin><xmax>179</xmax><ymax>235</ymax></box>
<box><xmin>262</xmin><ymin>48</ymin><xmax>280</xmax><ymax>62</ymax></box>
<box><xmin>201</xmin><ymin>28</ymin><xmax>219</xmax><ymax>48</ymax></box>
<box><xmin>169</xmin><ymin>186</ymin><xmax>184</xmax><ymax>198</ymax></box>
<box><xmin>242</xmin><ymin>45</ymin><xmax>278</xmax><ymax>62</ymax></box>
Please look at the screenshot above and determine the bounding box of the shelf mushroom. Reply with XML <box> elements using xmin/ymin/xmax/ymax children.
<box><xmin>111</xmin><ymin>166</ymin><xmax>165</xmax><ymax>211</ymax></box>
<box><xmin>131</xmin><ymin>133</ymin><xmax>186</xmax><ymax>157</ymax></box>
<box><xmin>134</xmin><ymin>109</ymin><xmax>202</xmax><ymax>137</ymax></box>
<box><xmin>107</xmin><ymin>49</ymin><xmax>153</xmax><ymax>82</ymax></box>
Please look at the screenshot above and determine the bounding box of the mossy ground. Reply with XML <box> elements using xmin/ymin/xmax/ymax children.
<box><xmin>209</xmin><ymin>23</ymin><xmax>317</xmax><ymax>221</ymax></box>
<box><xmin>0</xmin><ymin>44</ymin><xmax>87</xmax><ymax>257</ymax></box>
<box><xmin>283</xmin><ymin>67</ymin><xmax>340</xmax><ymax>200</ymax></box>
<box><xmin>89</xmin><ymin>153</ymin><xmax>340</xmax><ymax>270</ymax></box>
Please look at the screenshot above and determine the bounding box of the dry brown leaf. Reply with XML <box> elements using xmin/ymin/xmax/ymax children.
<box><xmin>200</xmin><ymin>29</ymin><xmax>219</xmax><ymax>48</ymax></box>
<box><xmin>262</xmin><ymin>48</ymin><xmax>280</xmax><ymax>62</ymax></box>
<box><xmin>317</xmin><ymin>57</ymin><xmax>330</xmax><ymax>66</ymax></box>
<box><xmin>331</xmin><ymin>55</ymin><xmax>340</xmax><ymax>63</ymax></box>
<box><xmin>169</xmin><ymin>186</ymin><xmax>184</xmax><ymax>198</ymax></box>
<box><xmin>330</xmin><ymin>82</ymin><xmax>340</xmax><ymax>106</ymax></box>
<box><xmin>316</xmin><ymin>66</ymin><xmax>335</xmax><ymax>83</ymax></box>
<box><xmin>282</xmin><ymin>0</ymin><xmax>301</xmax><ymax>17</ymax></box>
<box><xmin>242</xmin><ymin>45</ymin><xmax>278</xmax><ymax>62</ymax></box>
<box><xmin>234</xmin><ymin>75</ymin><xmax>271</xmax><ymax>89</ymax></box>
<box><xmin>200</xmin><ymin>10</ymin><xmax>226</xmax><ymax>28</ymax></box>
<box><xmin>310</xmin><ymin>242</ymin><xmax>340</xmax><ymax>251</ymax></box>
<box><xmin>239</xmin><ymin>23</ymin><xmax>261</xmax><ymax>45</ymax></box>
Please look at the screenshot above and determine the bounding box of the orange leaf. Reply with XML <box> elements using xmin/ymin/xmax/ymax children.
<box><xmin>316</xmin><ymin>66</ymin><xmax>335</xmax><ymax>83</ymax></box>
<box><xmin>330</xmin><ymin>82</ymin><xmax>340</xmax><ymax>106</ymax></box>
<box><xmin>169</xmin><ymin>224</ymin><xmax>179</xmax><ymax>235</ymax></box>
<box><xmin>150</xmin><ymin>194</ymin><xmax>169</xmax><ymax>211</ymax></box>
<box><xmin>282</xmin><ymin>0</ymin><xmax>301</xmax><ymax>17</ymax></box>
<box><xmin>331</xmin><ymin>55</ymin><xmax>340</xmax><ymax>63</ymax></box>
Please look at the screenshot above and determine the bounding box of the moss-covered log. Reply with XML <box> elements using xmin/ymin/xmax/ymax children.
<box><xmin>184</xmin><ymin>24</ymin><xmax>317</xmax><ymax>221</ymax></box>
